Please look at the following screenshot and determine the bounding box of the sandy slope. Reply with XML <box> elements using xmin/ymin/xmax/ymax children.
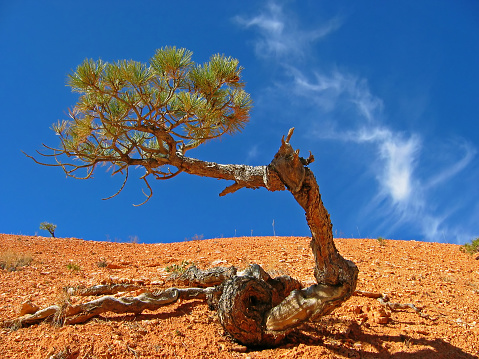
<box><xmin>0</xmin><ymin>234</ymin><xmax>478</xmax><ymax>358</ymax></box>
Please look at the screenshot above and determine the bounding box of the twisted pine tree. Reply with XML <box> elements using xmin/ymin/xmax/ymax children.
<box><xmin>28</xmin><ymin>47</ymin><xmax>358</xmax><ymax>347</ymax></box>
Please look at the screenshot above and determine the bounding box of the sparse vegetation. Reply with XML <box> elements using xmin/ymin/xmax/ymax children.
<box><xmin>49</xmin><ymin>348</ymin><xmax>71</xmax><ymax>359</ymax></box>
<box><xmin>460</xmin><ymin>237</ymin><xmax>479</xmax><ymax>255</ymax></box>
<box><xmin>377</xmin><ymin>237</ymin><xmax>386</xmax><ymax>246</ymax></box>
<box><xmin>185</xmin><ymin>234</ymin><xmax>204</xmax><ymax>241</ymax></box>
<box><xmin>129</xmin><ymin>235</ymin><xmax>139</xmax><ymax>244</ymax></box>
<box><xmin>54</xmin><ymin>287</ymin><xmax>73</xmax><ymax>327</ymax></box>
<box><xmin>66</xmin><ymin>262</ymin><xmax>81</xmax><ymax>272</ymax></box>
<box><xmin>96</xmin><ymin>259</ymin><xmax>108</xmax><ymax>268</ymax></box>
<box><xmin>39</xmin><ymin>222</ymin><xmax>57</xmax><ymax>238</ymax></box>
<box><xmin>165</xmin><ymin>260</ymin><xmax>191</xmax><ymax>274</ymax></box>
<box><xmin>0</xmin><ymin>250</ymin><xmax>32</xmax><ymax>271</ymax></box>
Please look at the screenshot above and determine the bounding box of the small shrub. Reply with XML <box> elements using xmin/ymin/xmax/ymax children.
<box><xmin>129</xmin><ymin>235</ymin><xmax>139</xmax><ymax>244</ymax></box>
<box><xmin>175</xmin><ymin>329</ymin><xmax>185</xmax><ymax>337</ymax></box>
<box><xmin>0</xmin><ymin>250</ymin><xmax>33</xmax><ymax>271</ymax></box>
<box><xmin>460</xmin><ymin>237</ymin><xmax>479</xmax><ymax>255</ymax></box>
<box><xmin>66</xmin><ymin>262</ymin><xmax>81</xmax><ymax>272</ymax></box>
<box><xmin>40</xmin><ymin>222</ymin><xmax>57</xmax><ymax>237</ymax></box>
<box><xmin>165</xmin><ymin>260</ymin><xmax>190</xmax><ymax>274</ymax></box>
<box><xmin>54</xmin><ymin>288</ymin><xmax>73</xmax><ymax>327</ymax></box>
<box><xmin>49</xmin><ymin>348</ymin><xmax>71</xmax><ymax>359</ymax></box>
<box><xmin>191</xmin><ymin>234</ymin><xmax>204</xmax><ymax>241</ymax></box>
<box><xmin>184</xmin><ymin>234</ymin><xmax>204</xmax><ymax>241</ymax></box>
<box><xmin>376</xmin><ymin>237</ymin><xmax>386</xmax><ymax>246</ymax></box>
<box><xmin>96</xmin><ymin>259</ymin><xmax>108</xmax><ymax>268</ymax></box>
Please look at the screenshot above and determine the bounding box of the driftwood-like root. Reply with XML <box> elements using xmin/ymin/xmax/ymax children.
<box><xmin>169</xmin><ymin>265</ymin><xmax>237</xmax><ymax>287</ymax></box>
<box><xmin>266</xmin><ymin>283</ymin><xmax>351</xmax><ymax>332</ymax></box>
<box><xmin>5</xmin><ymin>129</ymin><xmax>361</xmax><ymax>347</ymax></box>
<box><xmin>354</xmin><ymin>290</ymin><xmax>437</xmax><ymax>321</ymax></box>
<box><xmin>212</xmin><ymin>264</ymin><xmax>303</xmax><ymax>347</ymax></box>
<box><xmin>4</xmin><ymin>286</ymin><xmax>219</xmax><ymax>328</ymax></box>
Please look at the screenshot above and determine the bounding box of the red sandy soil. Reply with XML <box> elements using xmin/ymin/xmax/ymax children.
<box><xmin>1</xmin><ymin>234</ymin><xmax>478</xmax><ymax>358</ymax></box>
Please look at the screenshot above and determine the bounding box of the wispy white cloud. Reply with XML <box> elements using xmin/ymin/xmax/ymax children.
<box><xmin>237</xmin><ymin>1</ymin><xmax>477</xmax><ymax>243</ymax></box>
<box><xmin>246</xmin><ymin>144</ymin><xmax>259</xmax><ymax>163</ymax></box>
<box><xmin>235</xmin><ymin>1</ymin><xmax>342</xmax><ymax>60</ymax></box>
<box><xmin>361</xmin><ymin>129</ymin><xmax>421</xmax><ymax>204</ymax></box>
<box><xmin>291</xmin><ymin>69</ymin><xmax>383</xmax><ymax>122</ymax></box>
<box><xmin>425</xmin><ymin>140</ymin><xmax>476</xmax><ymax>189</ymax></box>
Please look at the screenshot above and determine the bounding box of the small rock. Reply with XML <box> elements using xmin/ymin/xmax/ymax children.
<box><xmin>212</xmin><ymin>259</ymin><xmax>227</xmax><ymax>265</ymax></box>
<box><xmin>415</xmin><ymin>329</ymin><xmax>429</xmax><ymax>335</ymax></box>
<box><xmin>362</xmin><ymin>305</ymin><xmax>371</xmax><ymax>313</ymax></box>
<box><xmin>351</xmin><ymin>305</ymin><xmax>362</xmax><ymax>314</ymax></box>
<box><xmin>19</xmin><ymin>300</ymin><xmax>39</xmax><ymax>316</ymax></box>
<box><xmin>230</xmin><ymin>345</ymin><xmax>247</xmax><ymax>353</ymax></box>
<box><xmin>106</xmin><ymin>263</ymin><xmax>124</xmax><ymax>269</ymax></box>
<box><xmin>375</xmin><ymin>316</ymin><xmax>389</xmax><ymax>324</ymax></box>
<box><xmin>353</xmin><ymin>342</ymin><xmax>363</xmax><ymax>349</ymax></box>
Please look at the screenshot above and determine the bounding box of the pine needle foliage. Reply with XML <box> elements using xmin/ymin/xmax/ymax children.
<box><xmin>30</xmin><ymin>47</ymin><xmax>252</xmax><ymax>204</ymax></box>
<box><xmin>460</xmin><ymin>237</ymin><xmax>479</xmax><ymax>255</ymax></box>
<box><xmin>40</xmin><ymin>222</ymin><xmax>57</xmax><ymax>238</ymax></box>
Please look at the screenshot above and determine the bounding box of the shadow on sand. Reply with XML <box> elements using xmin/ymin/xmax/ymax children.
<box><xmin>284</xmin><ymin>319</ymin><xmax>476</xmax><ymax>359</ymax></box>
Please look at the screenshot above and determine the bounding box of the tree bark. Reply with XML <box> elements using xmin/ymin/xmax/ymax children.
<box><xmin>212</xmin><ymin>128</ymin><xmax>358</xmax><ymax>346</ymax></box>
<box><xmin>10</xmin><ymin>128</ymin><xmax>358</xmax><ymax>348</ymax></box>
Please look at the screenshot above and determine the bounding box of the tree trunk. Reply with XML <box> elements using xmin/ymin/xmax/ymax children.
<box><xmin>12</xmin><ymin>128</ymin><xmax>358</xmax><ymax>348</ymax></box>
<box><xmin>212</xmin><ymin>128</ymin><xmax>359</xmax><ymax>346</ymax></box>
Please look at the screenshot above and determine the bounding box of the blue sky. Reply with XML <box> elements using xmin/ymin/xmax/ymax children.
<box><xmin>1</xmin><ymin>1</ymin><xmax>478</xmax><ymax>244</ymax></box>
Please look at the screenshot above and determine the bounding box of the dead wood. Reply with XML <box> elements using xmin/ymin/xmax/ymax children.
<box><xmin>354</xmin><ymin>290</ymin><xmax>437</xmax><ymax>320</ymax></box>
<box><xmin>4</xmin><ymin>286</ymin><xmax>219</xmax><ymax>328</ymax></box>
<box><xmin>6</xmin><ymin>129</ymin><xmax>361</xmax><ymax>347</ymax></box>
<box><xmin>168</xmin><ymin>265</ymin><xmax>237</xmax><ymax>287</ymax></box>
<box><xmin>76</xmin><ymin>284</ymin><xmax>141</xmax><ymax>296</ymax></box>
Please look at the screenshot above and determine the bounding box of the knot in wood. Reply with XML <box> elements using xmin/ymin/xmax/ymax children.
<box><xmin>270</xmin><ymin>146</ymin><xmax>305</xmax><ymax>193</ymax></box>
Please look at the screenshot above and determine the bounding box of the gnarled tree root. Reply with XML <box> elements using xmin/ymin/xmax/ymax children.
<box><xmin>4</xmin><ymin>129</ymin><xmax>360</xmax><ymax>347</ymax></box>
<box><xmin>354</xmin><ymin>290</ymin><xmax>437</xmax><ymax>321</ymax></box>
<box><xmin>3</xmin><ymin>263</ymin><xmax>353</xmax><ymax>347</ymax></box>
<box><xmin>4</xmin><ymin>285</ymin><xmax>218</xmax><ymax>328</ymax></box>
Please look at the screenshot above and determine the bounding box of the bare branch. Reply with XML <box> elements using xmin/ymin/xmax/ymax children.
<box><xmin>133</xmin><ymin>174</ymin><xmax>153</xmax><ymax>206</ymax></box>
<box><xmin>285</xmin><ymin>127</ymin><xmax>295</xmax><ymax>143</ymax></box>
<box><xmin>102</xmin><ymin>167</ymin><xmax>129</xmax><ymax>201</ymax></box>
<box><xmin>219</xmin><ymin>182</ymin><xmax>243</xmax><ymax>197</ymax></box>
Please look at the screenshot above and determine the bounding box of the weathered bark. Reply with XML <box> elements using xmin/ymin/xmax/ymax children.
<box><xmin>269</xmin><ymin>129</ymin><xmax>358</xmax><ymax>287</ymax></box>
<box><xmin>4</xmin><ymin>279</ymin><xmax>432</xmax><ymax>332</ymax></box>
<box><xmin>7</xmin><ymin>129</ymin><xmax>359</xmax><ymax>348</ymax></box>
<box><xmin>5</xmin><ymin>286</ymin><xmax>219</xmax><ymax>327</ymax></box>
<box><xmin>214</xmin><ymin>128</ymin><xmax>359</xmax><ymax>346</ymax></box>
<box><xmin>169</xmin><ymin>265</ymin><xmax>237</xmax><ymax>287</ymax></box>
<box><xmin>76</xmin><ymin>284</ymin><xmax>141</xmax><ymax>296</ymax></box>
<box><xmin>354</xmin><ymin>290</ymin><xmax>437</xmax><ymax>320</ymax></box>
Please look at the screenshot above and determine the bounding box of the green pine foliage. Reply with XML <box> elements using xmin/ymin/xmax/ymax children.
<box><xmin>460</xmin><ymin>237</ymin><xmax>479</xmax><ymax>255</ymax></box>
<box><xmin>58</xmin><ymin>46</ymin><xmax>251</xmax><ymax>157</ymax></box>
<box><xmin>30</xmin><ymin>47</ymin><xmax>253</xmax><ymax>204</ymax></box>
<box><xmin>40</xmin><ymin>222</ymin><xmax>57</xmax><ymax>237</ymax></box>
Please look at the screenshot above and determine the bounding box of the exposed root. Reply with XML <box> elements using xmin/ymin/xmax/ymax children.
<box><xmin>75</xmin><ymin>283</ymin><xmax>141</xmax><ymax>296</ymax></box>
<box><xmin>5</xmin><ymin>129</ymin><xmax>360</xmax><ymax>347</ymax></box>
<box><xmin>354</xmin><ymin>290</ymin><xmax>437</xmax><ymax>321</ymax></box>
<box><xmin>168</xmin><ymin>265</ymin><xmax>237</xmax><ymax>287</ymax></box>
<box><xmin>3</xmin><ymin>286</ymin><xmax>219</xmax><ymax>328</ymax></box>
